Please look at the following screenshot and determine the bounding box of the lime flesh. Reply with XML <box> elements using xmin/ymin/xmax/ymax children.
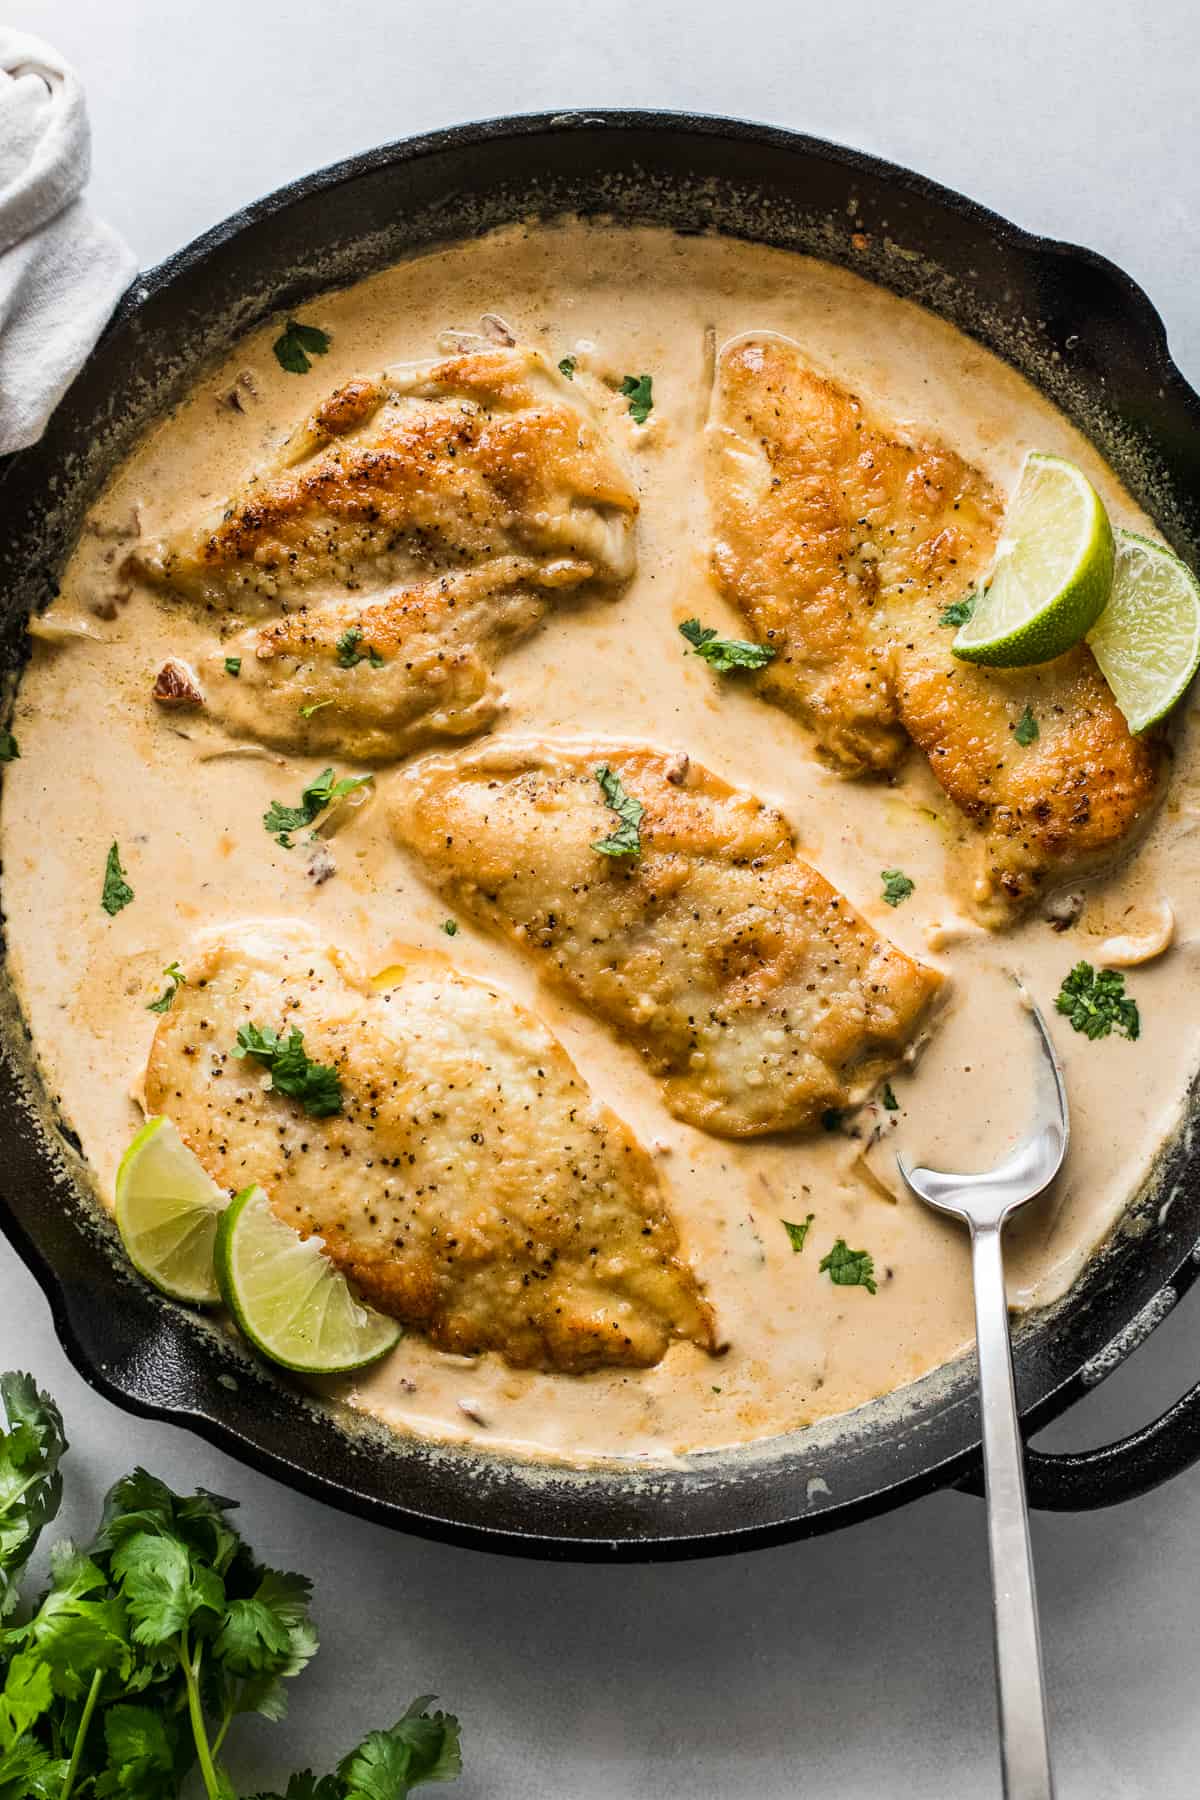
<box><xmin>953</xmin><ymin>452</ymin><xmax>1114</xmax><ymax>666</ymax></box>
<box><xmin>115</xmin><ymin>1116</ymin><xmax>226</xmax><ymax>1304</ymax></box>
<box><xmin>1087</xmin><ymin>529</ymin><xmax>1200</xmax><ymax>734</ymax></box>
<box><xmin>215</xmin><ymin>1185</ymin><xmax>401</xmax><ymax>1374</ymax></box>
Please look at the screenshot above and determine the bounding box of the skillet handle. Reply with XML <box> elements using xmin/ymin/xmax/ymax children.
<box><xmin>956</xmin><ymin>1377</ymin><xmax>1200</xmax><ymax>1511</ymax></box>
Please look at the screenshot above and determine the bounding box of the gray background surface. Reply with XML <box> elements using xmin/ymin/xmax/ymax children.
<box><xmin>6</xmin><ymin>1</ymin><xmax>1200</xmax><ymax>1793</ymax></box>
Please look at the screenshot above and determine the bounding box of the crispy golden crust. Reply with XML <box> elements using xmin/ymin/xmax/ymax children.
<box><xmin>144</xmin><ymin>923</ymin><xmax>715</xmax><ymax>1374</ymax></box>
<box><xmin>707</xmin><ymin>332</ymin><xmax>1163</xmax><ymax>919</ymax></box>
<box><xmin>202</xmin><ymin>561</ymin><xmax>547</xmax><ymax>762</ymax></box>
<box><xmin>134</xmin><ymin>348</ymin><xmax>638</xmax><ymax>613</ymax></box>
<box><xmin>390</xmin><ymin>741</ymin><xmax>942</xmax><ymax>1137</ymax></box>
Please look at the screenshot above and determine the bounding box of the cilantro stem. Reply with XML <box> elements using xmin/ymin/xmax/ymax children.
<box><xmin>60</xmin><ymin>1666</ymin><xmax>103</xmax><ymax>1800</ymax></box>
<box><xmin>180</xmin><ymin>1633</ymin><xmax>222</xmax><ymax>1800</ymax></box>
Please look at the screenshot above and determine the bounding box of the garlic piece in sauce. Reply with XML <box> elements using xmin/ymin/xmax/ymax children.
<box><xmin>1093</xmin><ymin>900</ymin><xmax>1175</xmax><ymax>968</ymax></box>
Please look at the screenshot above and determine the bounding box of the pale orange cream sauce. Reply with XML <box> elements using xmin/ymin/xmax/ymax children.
<box><xmin>4</xmin><ymin>222</ymin><xmax>1197</xmax><ymax>1467</ymax></box>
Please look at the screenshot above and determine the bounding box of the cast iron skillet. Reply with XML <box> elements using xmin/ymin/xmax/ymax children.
<box><xmin>3</xmin><ymin>111</ymin><xmax>1200</xmax><ymax>1562</ymax></box>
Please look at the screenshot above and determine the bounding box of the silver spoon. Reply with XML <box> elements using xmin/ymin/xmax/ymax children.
<box><xmin>898</xmin><ymin>997</ymin><xmax>1066</xmax><ymax>1800</ymax></box>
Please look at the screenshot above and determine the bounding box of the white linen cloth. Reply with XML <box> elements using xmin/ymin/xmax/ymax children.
<box><xmin>0</xmin><ymin>30</ymin><xmax>136</xmax><ymax>455</ymax></box>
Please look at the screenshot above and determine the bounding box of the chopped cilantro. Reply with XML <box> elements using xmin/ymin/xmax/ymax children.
<box><xmin>442</xmin><ymin>919</ymin><xmax>458</xmax><ymax>936</ymax></box>
<box><xmin>679</xmin><ymin>618</ymin><xmax>775</xmax><ymax>673</ymax></box>
<box><xmin>223</xmin><ymin>656</ymin><xmax>241</xmax><ymax>677</ymax></box>
<box><xmin>272</xmin><ymin>317</ymin><xmax>331</xmax><ymax>374</ymax></box>
<box><xmin>335</xmin><ymin>625</ymin><xmax>385</xmax><ymax>670</ymax></box>
<box><xmin>101</xmin><ymin>843</ymin><xmax>134</xmax><ymax>917</ymax></box>
<box><xmin>939</xmin><ymin>591</ymin><xmax>978</xmax><ymax>627</ymax></box>
<box><xmin>146</xmin><ymin>961</ymin><xmax>185</xmax><ymax>1015</ymax></box>
<box><xmin>880</xmin><ymin>1081</ymin><xmax>899</xmax><ymax>1111</ymax></box>
<box><xmin>820</xmin><ymin>1237</ymin><xmax>878</xmax><ymax>1294</ymax></box>
<box><xmin>558</xmin><ymin>356</ymin><xmax>577</xmax><ymax>379</ymax></box>
<box><xmin>619</xmin><ymin>373</ymin><xmax>654</xmax><ymax>425</ymax></box>
<box><xmin>263</xmin><ymin>767</ymin><xmax>372</xmax><ymax>847</ymax></box>
<box><xmin>0</xmin><ymin>730</ymin><xmax>18</xmax><ymax>762</ymax></box>
<box><xmin>591</xmin><ymin>764</ymin><xmax>645</xmax><ymax>859</ymax></box>
<box><xmin>299</xmin><ymin>699</ymin><xmax>333</xmax><ymax>718</ymax></box>
<box><xmin>233</xmin><ymin>1022</ymin><xmax>343</xmax><ymax>1117</ymax></box>
<box><xmin>881</xmin><ymin>868</ymin><xmax>914</xmax><ymax>907</ymax></box>
<box><xmin>1055</xmin><ymin>961</ymin><xmax>1140</xmax><ymax>1042</ymax></box>
<box><xmin>1014</xmin><ymin>704</ymin><xmax>1039</xmax><ymax>747</ymax></box>
<box><xmin>782</xmin><ymin>1214</ymin><xmax>815</xmax><ymax>1253</ymax></box>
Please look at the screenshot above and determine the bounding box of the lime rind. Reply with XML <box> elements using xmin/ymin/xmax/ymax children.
<box><xmin>1087</xmin><ymin>528</ymin><xmax>1200</xmax><ymax>734</ymax></box>
<box><xmin>115</xmin><ymin>1115</ymin><xmax>226</xmax><ymax>1304</ymax></box>
<box><xmin>215</xmin><ymin>1185</ymin><xmax>401</xmax><ymax>1374</ymax></box>
<box><xmin>953</xmin><ymin>452</ymin><xmax>1114</xmax><ymax>667</ymax></box>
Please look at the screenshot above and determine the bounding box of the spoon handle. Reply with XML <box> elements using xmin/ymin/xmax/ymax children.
<box><xmin>971</xmin><ymin>1222</ymin><xmax>1055</xmax><ymax>1800</ymax></box>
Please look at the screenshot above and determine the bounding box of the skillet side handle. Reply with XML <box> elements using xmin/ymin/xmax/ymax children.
<box><xmin>956</xmin><ymin>1377</ymin><xmax>1200</xmax><ymax>1510</ymax></box>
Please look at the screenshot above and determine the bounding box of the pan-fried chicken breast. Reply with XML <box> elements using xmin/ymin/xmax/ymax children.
<box><xmin>200</xmin><ymin>561</ymin><xmax>549</xmax><ymax>762</ymax></box>
<box><xmin>390</xmin><ymin>742</ymin><xmax>942</xmax><ymax>1137</ymax></box>
<box><xmin>134</xmin><ymin>347</ymin><xmax>638</xmax><ymax>613</ymax></box>
<box><xmin>707</xmin><ymin>333</ymin><xmax>1162</xmax><ymax>921</ymax></box>
<box><xmin>144</xmin><ymin>923</ymin><xmax>715</xmax><ymax>1374</ymax></box>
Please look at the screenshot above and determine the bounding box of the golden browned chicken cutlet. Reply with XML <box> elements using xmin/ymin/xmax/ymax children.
<box><xmin>707</xmin><ymin>332</ymin><xmax>1162</xmax><ymax>921</ymax></box>
<box><xmin>144</xmin><ymin>923</ymin><xmax>715</xmax><ymax>1374</ymax></box>
<box><xmin>134</xmin><ymin>347</ymin><xmax>639</xmax><ymax>612</ymax></box>
<box><xmin>200</xmin><ymin>561</ymin><xmax>548</xmax><ymax>762</ymax></box>
<box><xmin>390</xmin><ymin>741</ymin><xmax>942</xmax><ymax>1137</ymax></box>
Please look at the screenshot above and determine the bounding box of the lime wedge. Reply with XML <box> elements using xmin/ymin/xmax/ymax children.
<box><xmin>115</xmin><ymin>1116</ymin><xmax>226</xmax><ymax>1304</ymax></box>
<box><xmin>953</xmin><ymin>452</ymin><xmax>1114</xmax><ymax>666</ymax></box>
<box><xmin>1087</xmin><ymin>529</ymin><xmax>1200</xmax><ymax>733</ymax></box>
<box><xmin>215</xmin><ymin>1185</ymin><xmax>400</xmax><ymax>1374</ymax></box>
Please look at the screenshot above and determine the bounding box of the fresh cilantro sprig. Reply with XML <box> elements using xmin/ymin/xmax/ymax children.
<box><xmin>264</xmin><ymin>769</ymin><xmax>372</xmax><ymax>848</ymax></box>
<box><xmin>1055</xmin><ymin>961</ymin><xmax>1140</xmax><ymax>1042</ymax></box>
<box><xmin>233</xmin><ymin>1024</ymin><xmax>344</xmax><ymax>1118</ymax></box>
<box><xmin>0</xmin><ymin>1401</ymin><xmax>463</xmax><ymax>1800</ymax></box>
<box><xmin>0</xmin><ymin>732</ymin><xmax>18</xmax><ymax>763</ymax></box>
<box><xmin>619</xmin><ymin>373</ymin><xmax>653</xmax><ymax>425</ymax></box>
<box><xmin>591</xmin><ymin>765</ymin><xmax>645</xmax><ymax>859</ymax></box>
<box><xmin>881</xmin><ymin>868</ymin><xmax>914</xmax><ymax>908</ymax></box>
<box><xmin>272</xmin><ymin>319</ymin><xmax>331</xmax><ymax>375</ymax></box>
<box><xmin>938</xmin><ymin>592</ymin><xmax>978</xmax><ymax>628</ymax></box>
<box><xmin>146</xmin><ymin>962</ymin><xmax>186</xmax><ymax>1015</ymax></box>
<box><xmin>101</xmin><ymin>844</ymin><xmax>134</xmax><ymax>917</ymax></box>
<box><xmin>819</xmin><ymin>1238</ymin><xmax>878</xmax><ymax>1295</ymax></box>
<box><xmin>679</xmin><ymin>619</ymin><xmax>775</xmax><ymax>674</ymax></box>
<box><xmin>334</xmin><ymin>627</ymin><xmax>385</xmax><ymax>671</ymax></box>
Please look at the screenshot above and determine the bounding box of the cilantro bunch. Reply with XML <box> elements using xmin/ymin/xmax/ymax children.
<box><xmin>0</xmin><ymin>1376</ymin><xmax>460</xmax><ymax>1800</ymax></box>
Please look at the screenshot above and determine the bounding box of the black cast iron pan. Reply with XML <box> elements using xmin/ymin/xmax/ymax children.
<box><xmin>3</xmin><ymin>110</ymin><xmax>1200</xmax><ymax>1560</ymax></box>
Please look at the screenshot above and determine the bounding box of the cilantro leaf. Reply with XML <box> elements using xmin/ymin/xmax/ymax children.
<box><xmin>441</xmin><ymin>920</ymin><xmax>458</xmax><ymax>937</ymax></box>
<box><xmin>335</xmin><ymin>627</ymin><xmax>385</xmax><ymax>670</ymax></box>
<box><xmin>591</xmin><ymin>764</ymin><xmax>645</xmax><ymax>859</ymax></box>
<box><xmin>299</xmin><ymin>700</ymin><xmax>333</xmax><ymax>718</ymax></box>
<box><xmin>938</xmin><ymin>591</ymin><xmax>978</xmax><ymax>627</ymax></box>
<box><xmin>233</xmin><ymin>1024</ymin><xmax>344</xmax><ymax>1117</ymax></box>
<box><xmin>0</xmin><ymin>733</ymin><xmax>18</xmax><ymax>764</ymax></box>
<box><xmin>93</xmin><ymin>1702</ymin><xmax>178</xmax><ymax>1800</ymax></box>
<box><xmin>146</xmin><ymin>961</ymin><xmax>185</xmax><ymax>1015</ymax></box>
<box><xmin>782</xmin><ymin>1215</ymin><xmax>814</xmax><ymax>1253</ymax></box>
<box><xmin>7</xmin><ymin>1543</ymin><xmax>130</xmax><ymax>1698</ymax></box>
<box><xmin>264</xmin><ymin>768</ymin><xmax>372</xmax><ymax>847</ymax></box>
<box><xmin>0</xmin><ymin>1375</ymin><xmax>66</xmax><ymax>1617</ymax></box>
<box><xmin>679</xmin><ymin>618</ymin><xmax>775</xmax><ymax>673</ymax></box>
<box><xmin>619</xmin><ymin>373</ymin><xmax>653</xmax><ymax>425</ymax></box>
<box><xmin>273</xmin><ymin>319</ymin><xmax>331</xmax><ymax>375</ymax></box>
<box><xmin>557</xmin><ymin>356</ymin><xmax>576</xmax><ymax>379</ymax></box>
<box><xmin>1014</xmin><ymin>704</ymin><xmax>1039</xmax><ymax>747</ymax></box>
<box><xmin>819</xmin><ymin>1237</ymin><xmax>878</xmax><ymax>1294</ymax></box>
<box><xmin>338</xmin><ymin>1695</ymin><xmax>461</xmax><ymax>1798</ymax></box>
<box><xmin>224</xmin><ymin>656</ymin><xmax>242</xmax><ymax>677</ymax></box>
<box><xmin>881</xmin><ymin>868</ymin><xmax>914</xmax><ymax>907</ymax></box>
<box><xmin>101</xmin><ymin>843</ymin><xmax>134</xmax><ymax>916</ymax></box>
<box><xmin>1055</xmin><ymin>961</ymin><xmax>1140</xmax><ymax>1042</ymax></box>
<box><xmin>880</xmin><ymin>1081</ymin><xmax>899</xmax><ymax>1111</ymax></box>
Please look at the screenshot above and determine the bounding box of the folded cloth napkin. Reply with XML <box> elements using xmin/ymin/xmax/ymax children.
<box><xmin>0</xmin><ymin>29</ymin><xmax>136</xmax><ymax>455</ymax></box>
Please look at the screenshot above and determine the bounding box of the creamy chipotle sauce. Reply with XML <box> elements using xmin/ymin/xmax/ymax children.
<box><xmin>3</xmin><ymin>222</ymin><xmax>1195</xmax><ymax>1467</ymax></box>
